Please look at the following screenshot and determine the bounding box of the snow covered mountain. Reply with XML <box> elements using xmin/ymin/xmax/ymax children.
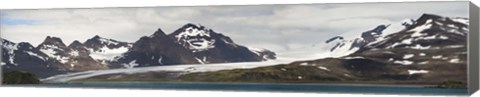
<box><xmin>113</xmin><ymin>23</ymin><xmax>276</xmax><ymax>68</ymax></box>
<box><xmin>112</xmin><ymin>28</ymin><xmax>201</xmax><ymax>68</ymax></box>
<box><xmin>83</xmin><ymin>35</ymin><xmax>132</xmax><ymax>62</ymax></box>
<box><xmin>361</xmin><ymin>14</ymin><xmax>468</xmax><ymax>51</ymax></box>
<box><xmin>37</xmin><ymin>36</ymin><xmax>108</xmax><ymax>71</ymax></box>
<box><xmin>3</xmin><ymin>23</ymin><xmax>277</xmax><ymax>78</ymax></box>
<box><xmin>342</xmin><ymin>13</ymin><xmax>468</xmax><ymax>82</ymax></box>
<box><xmin>2</xmin><ymin>39</ymin><xmax>67</xmax><ymax>78</ymax></box>
<box><xmin>168</xmin><ymin>23</ymin><xmax>276</xmax><ymax>63</ymax></box>
<box><xmin>355</xmin><ymin>14</ymin><xmax>468</xmax><ymax>66</ymax></box>
<box><xmin>324</xmin><ymin>24</ymin><xmax>390</xmax><ymax>57</ymax></box>
<box><xmin>1</xmin><ymin>36</ymin><xmax>132</xmax><ymax>78</ymax></box>
<box><xmin>171</xmin><ymin>14</ymin><xmax>469</xmax><ymax>84</ymax></box>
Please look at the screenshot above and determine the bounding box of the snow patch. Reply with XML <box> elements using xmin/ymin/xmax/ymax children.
<box><xmin>388</xmin><ymin>58</ymin><xmax>394</xmax><ymax>62</ymax></box>
<box><xmin>418</xmin><ymin>61</ymin><xmax>429</xmax><ymax>65</ymax></box>
<box><xmin>444</xmin><ymin>45</ymin><xmax>464</xmax><ymax>48</ymax></box>
<box><xmin>415</xmin><ymin>35</ymin><xmax>436</xmax><ymax>40</ymax></box>
<box><xmin>441</xmin><ymin>57</ymin><xmax>449</xmax><ymax>60</ymax></box>
<box><xmin>343</xmin><ymin>56</ymin><xmax>364</xmax><ymax>59</ymax></box>
<box><xmin>403</xmin><ymin>54</ymin><xmax>415</xmax><ymax>59</ymax></box>
<box><xmin>451</xmin><ymin>18</ymin><xmax>469</xmax><ymax>24</ymax></box>
<box><xmin>69</xmin><ymin>51</ymin><xmax>79</xmax><ymax>57</ymax></box>
<box><xmin>439</xmin><ymin>36</ymin><xmax>448</xmax><ymax>39</ymax></box>
<box><xmin>449</xmin><ymin>58</ymin><xmax>461</xmax><ymax>63</ymax></box>
<box><xmin>297</xmin><ymin>76</ymin><xmax>303</xmax><ymax>79</ymax></box>
<box><xmin>446</xmin><ymin>24</ymin><xmax>457</xmax><ymax>28</ymax></box>
<box><xmin>408</xmin><ymin>70</ymin><xmax>429</xmax><ymax>75</ymax></box>
<box><xmin>409</xmin><ymin>44</ymin><xmax>430</xmax><ymax>50</ymax></box>
<box><xmin>299</xmin><ymin>62</ymin><xmax>309</xmax><ymax>66</ymax></box>
<box><xmin>248</xmin><ymin>47</ymin><xmax>265</xmax><ymax>56</ymax></box>
<box><xmin>9</xmin><ymin>56</ymin><xmax>16</xmax><ymax>66</ymax></box>
<box><xmin>123</xmin><ymin>60</ymin><xmax>139</xmax><ymax>68</ymax></box>
<box><xmin>394</xmin><ymin>60</ymin><xmax>413</xmax><ymax>65</ymax></box>
<box><xmin>408</xmin><ymin>20</ymin><xmax>432</xmax><ymax>36</ymax></box>
<box><xmin>69</xmin><ymin>64</ymin><xmax>75</xmax><ymax>70</ymax></box>
<box><xmin>195</xmin><ymin>57</ymin><xmax>205</xmax><ymax>64</ymax></box>
<box><xmin>390</xmin><ymin>38</ymin><xmax>413</xmax><ymax>48</ymax></box>
<box><xmin>432</xmin><ymin>55</ymin><xmax>443</xmax><ymax>59</ymax></box>
<box><xmin>434</xmin><ymin>21</ymin><xmax>444</xmax><ymax>26</ymax></box>
<box><xmin>317</xmin><ymin>66</ymin><xmax>330</xmax><ymax>71</ymax></box>
<box><xmin>158</xmin><ymin>56</ymin><xmax>163</xmax><ymax>64</ymax></box>
<box><xmin>419</xmin><ymin>53</ymin><xmax>426</xmax><ymax>56</ymax></box>
<box><xmin>26</xmin><ymin>51</ymin><xmax>47</xmax><ymax>61</ymax></box>
<box><xmin>89</xmin><ymin>46</ymin><xmax>129</xmax><ymax>61</ymax></box>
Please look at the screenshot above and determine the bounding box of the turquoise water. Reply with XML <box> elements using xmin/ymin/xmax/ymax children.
<box><xmin>27</xmin><ymin>82</ymin><xmax>467</xmax><ymax>95</ymax></box>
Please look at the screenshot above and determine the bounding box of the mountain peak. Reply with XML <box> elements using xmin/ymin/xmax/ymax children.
<box><xmin>418</xmin><ymin>13</ymin><xmax>442</xmax><ymax>19</ymax></box>
<box><xmin>17</xmin><ymin>42</ymin><xmax>36</xmax><ymax>50</ymax></box>
<box><xmin>416</xmin><ymin>13</ymin><xmax>443</xmax><ymax>23</ymax></box>
<box><xmin>92</xmin><ymin>35</ymin><xmax>101</xmax><ymax>39</ymax></box>
<box><xmin>175</xmin><ymin>23</ymin><xmax>211</xmax><ymax>34</ymax></box>
<box><xmin>169</xmin><ymin>23</ymin><xmax>215</xmax><ymax>52</ymax></box>
<box><xmin>151</xmin><ymin>28</ymin><xmax>167</xmax><ymax>37</ymax></box>
<box><xmin>68</xmin><ymin>40</ymin><xmax>83</xmax><ymax>48</ymax></box>
<box><xmin>40</xmin><ymin>36</ymin><xmax>66</xmax><ymax>47</ymax></box>
<box><xmin>72</xmin><ymin>40</ymin><xmax>82</xmax><ymax>44</ymax></box>
<box><xmin>181</xmin><ymin>23</ymin><xmax>205</xmax><ymax>29</ymax></box>
<box><xmin>2</xmin><ymin>38</ymin><xmax>15</xmax><ymax>45</ymax></box>
<box><xmin>45</xmin><ymin>36</ymin><xmax>62</xmax><ymax>41</ymax></box>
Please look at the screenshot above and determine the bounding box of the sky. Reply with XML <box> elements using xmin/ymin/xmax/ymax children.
<box><xmin>0</xmin><ymin>1</ymin><xmax>469</xmax><ymax>52</ymax></box>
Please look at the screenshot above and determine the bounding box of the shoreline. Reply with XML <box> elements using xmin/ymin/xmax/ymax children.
<box><xmin>50</xmin><ymin>81</ymin><xmax>438</xmax><ymax>88</ymax></box>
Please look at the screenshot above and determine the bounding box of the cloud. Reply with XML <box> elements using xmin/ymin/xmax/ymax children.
<box><xmin>0</xmin><ymin>1</ymin><xmax>469</xmax><ymax>52</ymax></box>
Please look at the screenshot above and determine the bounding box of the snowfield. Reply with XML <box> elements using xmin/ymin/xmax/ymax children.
<box><xmin>408</xmin><ymin>70</ymin><xmax>429</xmax><ymax>75</ymax></box>
<box><xmin>89</xmin><ymin>46</ymin><xmax>130</xmax><ymax>61</ymax></box>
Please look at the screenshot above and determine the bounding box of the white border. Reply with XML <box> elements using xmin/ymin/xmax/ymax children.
<box><xmin>0</xmin><ymin>0</ymin><xmax>469</xmax><ymax>9</ymax></box>
<box><xmin>0</xmin><ymin>0</ymin><xmax>479</xmax><ymax>97</ymax></box>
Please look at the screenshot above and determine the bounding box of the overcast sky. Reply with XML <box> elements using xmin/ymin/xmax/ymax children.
<box><xmin>0</xmin><ymin>1</ymin><xmax>469</xmax><ymax>52</ymax></box>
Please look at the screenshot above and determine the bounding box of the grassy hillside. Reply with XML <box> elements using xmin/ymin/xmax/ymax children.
<box><xmin>2</xmin><ymin>71</ymin><xmax>41</xmax><ymax>84</ymax></box>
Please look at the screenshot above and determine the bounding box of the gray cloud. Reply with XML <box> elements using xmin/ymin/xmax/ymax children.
<box><xmin>0</xmin><ymin>1</ymin><xmax>469</xmax><ymax>52</ymax></box>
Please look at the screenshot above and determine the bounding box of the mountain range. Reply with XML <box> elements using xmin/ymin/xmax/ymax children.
<box><xmin>176</xmin><ymin>14</ymin><xmax>469</xmax><ymax>84</ymax></box>
<box><xmin>1</xmin><ymin>23</ymin><xmax>276</xmax><ymax>78</ymax></box>
<box><xmin>58</xmin><ymin>14</ymin><xmax>471</xmax><ymax>85</ymax></box>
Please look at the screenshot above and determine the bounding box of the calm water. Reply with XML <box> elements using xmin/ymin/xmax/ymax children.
<box><xmin>22</xmin><ymin>82</ymin><xmax>468</xmax><ymax>95</ymax></box>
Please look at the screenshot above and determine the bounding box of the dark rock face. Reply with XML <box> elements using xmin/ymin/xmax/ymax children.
<box><xmin>113</xmin><ymin>28</ymin><xmax>200</xmax><ymax>68</ymax></box>
<box><xmin>326</xmin><ymin>24</ymin><xmax>390</xmax><ymax>52</ymax></box>
<box><xmin>114</xmin><ymin>24</ymin><xmax>276</xmax><ymax>68</ymax></box>
<box><xmin>68</xmin><ymin>40</ymin><xmax>89</xmax><ymax>56</ymax></box>
<box><xmin>361</xmin><ymin>24</ymin><xmax>389</xmax><ymax>42</ymax></box>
